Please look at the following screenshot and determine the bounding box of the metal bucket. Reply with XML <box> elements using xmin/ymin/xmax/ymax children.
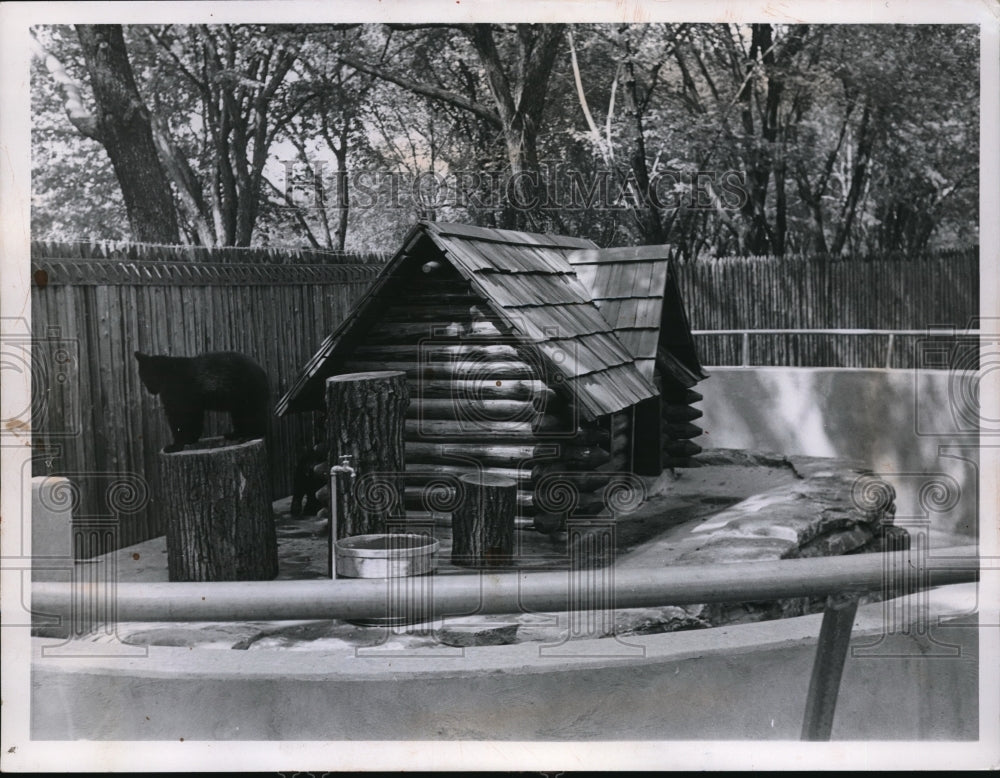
<box><xmin>334</xmin><ymin>533</ymin><xmax>440</xmax><ymax>626</ymax></box>
<box><xmin>335</xmin><ymin>533</ymin><xmax>440</xmax><ymax>578</ymax></box>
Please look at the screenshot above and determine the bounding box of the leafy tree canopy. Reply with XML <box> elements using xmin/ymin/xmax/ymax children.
<box><xmin>31</xmin><ymin>22</ymin><xmax>978</xmax><ymax>257</ymax></box>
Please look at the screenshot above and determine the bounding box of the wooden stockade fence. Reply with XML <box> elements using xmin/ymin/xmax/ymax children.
<box><xmin>29</xmin><ymin>239</ymin><xmax>977</xmax><ymax>555</ymax></box>
<box><xmin>31</xmin><ymin>242</ymin><xmax>385</xmax><ymax>554</ymax></box>
<box><xmin>675</xmin><ymin>248</ymin><xmax>978</xmax><ymax>368</ymax></box>
<box><xmin>30</xmin><ymin>239</ymin><xmax>388</xmax><ymax>265</ymax></box>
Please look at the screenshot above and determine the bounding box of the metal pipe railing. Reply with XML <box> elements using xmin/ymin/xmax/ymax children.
<box><xmin>31</xmin><ymin>545</ymin><xmax>979</xmax><ymax>743</ymax></box>
<box><xmin>31</xmin><ymin>545</ymin><xmax>978</xmax><ymax>624</ymax></box>
<box><xmin>690</xmin><ymin>328</ymin><xmax>978</xmax><ymax>335</ymax></box>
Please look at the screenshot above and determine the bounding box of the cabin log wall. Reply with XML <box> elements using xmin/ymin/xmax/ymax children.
<box><xmin>328</xmin><ymin>255</ymin><xmax>614</xmax><ymax>530</ymax></box>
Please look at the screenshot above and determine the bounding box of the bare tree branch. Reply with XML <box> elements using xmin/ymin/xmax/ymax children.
<box><xmin>339</xmin><ymin>54</ymin><xmax>502</xmax><ymax>127</ymax></box>
<box><xmin>148</xmin><ymin>111</ymin><xmax>216</xmax><ymax>245</ymax></box>
<box><xmin>262</xmin><ymin>174</ymin><xmax>323</xmax><ymax>248</ymax></box>
<box><xmin>468</xmin><ymin>25</ymin><xmax>517</xmax><ymax>122</ymax></box>
<box><xmin>567</xmin><ymin>27</ymin><xmax>609</xmax><ymax>165</ymax></box>
<box><xmin>385</xmin><ymin>23</ymin><xmax>475</xmax><ymax>34</ymax></box>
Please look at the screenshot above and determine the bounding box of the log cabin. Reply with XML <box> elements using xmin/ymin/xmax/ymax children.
<box><xmin>276</xmin><ymin>221</ymin><xmax>707</xmax><ymax>530</ymax></box>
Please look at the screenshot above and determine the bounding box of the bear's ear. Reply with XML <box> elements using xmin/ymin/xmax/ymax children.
<box><xmin>134</xmin><ymin>351</ymin><xmax>145</xmax><ymax>361</ymax></box>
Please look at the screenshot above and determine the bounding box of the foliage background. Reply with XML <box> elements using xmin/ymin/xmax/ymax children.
<box><xmin>31</xmin><ymin>23</ymin><xmax>979</xmax><ymax>258</ymax></box>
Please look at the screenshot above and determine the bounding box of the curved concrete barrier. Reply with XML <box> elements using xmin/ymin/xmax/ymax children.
<box><xmin>31</xmin><ymin>583</ymin><xmax>978</xmax><ymax>741</ymax></box>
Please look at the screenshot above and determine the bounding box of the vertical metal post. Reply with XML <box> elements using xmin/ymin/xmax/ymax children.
<box><xmin>327</xmin><ymin>454</ymin><xmax>355</xmax><ymax>579</ymax></box>
<box><xmin>741</xmin><ymin>331</ymin><xmax>750</xmax><ymax>367</ymax></box>
<box><xmin>327</xmin><ymin>468</ymin><xmax>337</xmax><ymax>580</ymax></box>
<box><xmin>884</xmin><ymin>333</ymin><xmax>895</xmax><ymax>369</ymax></box>
<box><xmin>801</xmin><ymin>592</ymin><xmax>860</xmax><ymax>740</ymax></box>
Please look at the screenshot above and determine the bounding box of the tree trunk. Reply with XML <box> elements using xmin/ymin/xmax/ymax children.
<box><xmin>334</xmin><ymin>127</ymin><xmax>350</xmax><ymax>251</ymax></box>
<box><xmin>159</xmin><ymin>437</ymin><xmax>278</xmax><ymax>581</ymax></box>
<box><xmin>764</xmin><ymin>25</ymin><xmax>809</xmax><ymax>258</ymax></box>
<box><xmin>325</xmin><ymin>371</ymin><xmax>409</xmax><ymax>539</ymax></box>
<box><xmin>451</xmin><ymin>473</ymin><xmax>517</xmax><ymax>567</ymax></box>
<box><xmin>735</xmin><ymin>24</ymin><xmax>777</xmax><ymax>256</ymax></box>
<box><xmin>620</xmin><ymin>28</ymin><xmax>666</xmax><ymax>245</ymax></box>
<box><xmin>831</xmin><ymin>101</ymin><xmax>875</xmax><ymax>255</ymax></box>
<box><xmin>468</xmin><ymin>24</ymin><xmax>564</xmax><ymax>231</ymax></box>
<box><xmin>75</xmin><ymin>25</ymin><xmax>180</xmax><ymax>244</ymax></box>
<box><xmin>501</xmin><ymin>135</ymin><xmax>539</xmax><ymax>229</ymax></box>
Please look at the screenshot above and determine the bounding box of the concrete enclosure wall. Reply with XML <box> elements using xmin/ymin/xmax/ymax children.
<box><xmin>697</xmin><ymin>368</ymin><xmax>979</xmax><ymax>537</ymax></box>
<box><xmin>30</xmin><ymin>584</ymin><xmax>978</xmax><ymax>741</ymax></box>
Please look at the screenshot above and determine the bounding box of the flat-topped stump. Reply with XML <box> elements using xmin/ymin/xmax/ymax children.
<box><xmin>159</xmin><ymin>436</ymin><xmax>277</xmax><ymax>582</ymax></box>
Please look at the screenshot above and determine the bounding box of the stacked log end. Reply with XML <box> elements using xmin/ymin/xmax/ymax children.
<box><xmin>530</xmin><ymin>417</ymin><xmax>616</xmax><ymax>534</ymax></box>
<box><xmin>660</xmin><ymin>381</ymin><xmax>704</xmax><ymax>469</ymax></box>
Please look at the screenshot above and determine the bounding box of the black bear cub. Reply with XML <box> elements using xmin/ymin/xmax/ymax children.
<box><xmin>291</xmin><ymin>447</ymin><xmax>325</xmax><ymax>516</ymax></box>
<box><xmin>135</xmin><ymin>351</ymin><xmax>270</xmax><ymax>453</ymax></box>
<box><xmin>291</xmin><ymin>412</ymin><xmax>328</xmax><ymax>517</ymax></box>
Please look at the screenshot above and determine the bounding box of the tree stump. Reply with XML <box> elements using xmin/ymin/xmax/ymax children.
<box><xmin>452</xmin><ymin>473</ymin><xmax>516</xmax><ymax>567</ymax></box>
<box><xmin>159</xmin><ymin>437</ymin><xmax>278</xmax><ymax>581</ymax></box>
<box><xmin>325</xmin><ymin>371</ymin><xmax>409</xmax><ymax>540</ymax></box>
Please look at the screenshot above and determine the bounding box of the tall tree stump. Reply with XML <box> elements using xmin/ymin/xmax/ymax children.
<box><xmin>325</xmin><ymin>371</ymin><xmax>409</xmax><ymax>540</ymax></box>
<box><xmin>452</xmin><ymin>473</ymin><xmax>516</xmax><ymax>567</ymax></box>
<box><xmin>159</xmin><ymin>437</ymin><xmax>278</xmax><ymax>581</ymax></box>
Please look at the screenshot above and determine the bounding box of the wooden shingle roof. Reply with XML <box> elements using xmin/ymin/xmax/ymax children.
<box><xmin>277</xmin><ymin>221</ymin><xmax>684</xmax><ymax>418</ymax></box>
<box><xmin>422</xmin><ymin>222</ymin><xmax>658</xmax><ymax>419</ymax></box>
<box><xmin>567</xmin><ymin>245</ymin><xmax>671</xmax><ymax>384</ymax></box>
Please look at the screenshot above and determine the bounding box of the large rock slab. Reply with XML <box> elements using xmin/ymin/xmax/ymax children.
<box><xmin>658</xmin><ymin>451</ymin><xmax>906</xmax><ymax>627</ymax></box>
<box><xmin>671</xmin><ymin>452</ymin><xmax>902</xmax><ymax>567</ymax></box>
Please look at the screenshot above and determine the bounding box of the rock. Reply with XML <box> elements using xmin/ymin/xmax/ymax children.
<box><xmin>786</xmin><ymin>526</ymin><xmax>875</xmax><ymax>558</ymax></box>
<box><xmin>785</xmin><ymin>454</ymin><xmax>869</xmax><ymax>478</ymax></box>
<box><xmin>610</xmin><ymin>606</ymin><xmax>709</xmax><ymax>636</ymax></box>
<box><xmin>696</xmin><ymin>448</ymin><xmax>794</xmax><ymax>470</ymax></box>
<box><xmin>707</xmin><ymin>512</ymin><xmax>824</xmax><ymax>545</ymax></box>
<box><xmin>118</xmin><ymin>622</ymin><xmax>281</xmax><ymax>649</ymax></box>
<box><xmin>676</xmin><ymin>536</ymin><xmax>797</xmax><ymax>564</ymax></box>
<box><xmin>861</xmin><ymin>524</ymin><xmax>911</xmax><ymax>554</ymax></box>
<box><xmin>702</xmin><ymin>595</ymin><xmax>827</xmax><ymax>627</ymax></box>
<box><xmin>437</xmin><ymin>619</ymin><xmax>520</xmax><ymax>647</ymax></box>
